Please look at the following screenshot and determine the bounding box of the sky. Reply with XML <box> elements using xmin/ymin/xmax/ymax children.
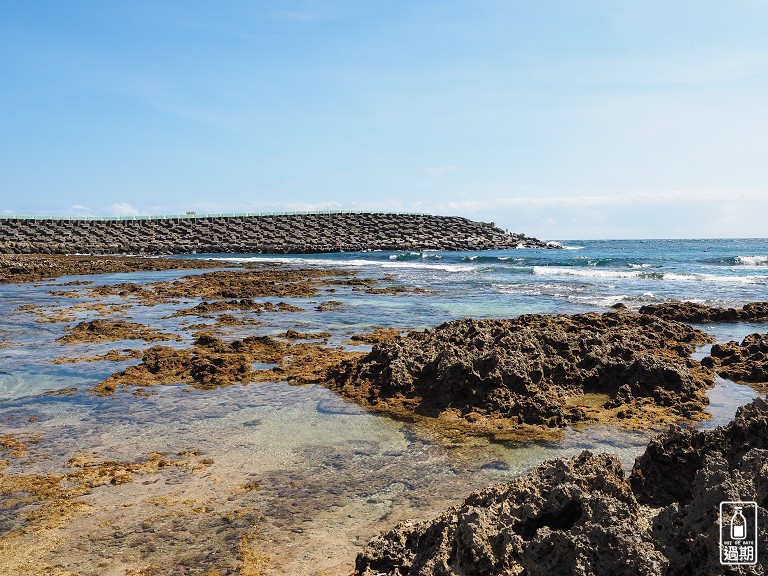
<box><xmin>1</xmin><ymin>1</ymin><xmax>767</xmax><ymax>239</ymax></box>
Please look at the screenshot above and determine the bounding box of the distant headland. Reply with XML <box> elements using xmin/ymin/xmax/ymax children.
<box><xmin>0</xmin><ymin>212</ymin><xmax>557</xmax><ymax>254</ymax></box>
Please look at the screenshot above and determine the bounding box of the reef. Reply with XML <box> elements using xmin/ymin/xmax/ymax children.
<box><xmin>57</xmin><ymin>319</ymin><xmax>182</xmax><ymax>344</ymax></box>
<box><xmin>702</xmin><ymin>333</ymin><xmax>768</xmax><ymax>390</ymax></box>
<box><xmin>0</xmin><ymin>436</ymin><xmax>212</xmax><ymax>536</ymax></box>
<box><xmin>316</xmin><ymin>300</ymin><xmax>346</xmax><ymax>311</ymax></box>
<box><xmin>51</xmin><ymin>267</ymin><xmax>399</xmax><ymax>306</ymax></box>
<box><xmin>51</xmin><ymin>349</ymin><xmax>143</xmax><ymax>365</ymax></box>
<box><xmin>355</xmin><ymin>397</ymin><xmax>768</xmax><ymax>576</ymax></box>
<box><xmin>0</xmin><ymin>253</ymin><xmax>231</xmax><ymax>284</ymax></box>
<box><xmin>329</xmin><ymin>311</ymin><xmax>715</xmax><ymax>439</ymax></box>
<box><xmin>346</xmin><ymin>328</ymin><xmax>404</xmax><ymax>345</ymax></box>
<box><xmin>17</xmin><ymin>301</ymin><xmax>129</xmax><ymax>323</ymax></box>
<box><xmin>640</xmin><ymin>301</ymin><xmax>768</xmax><ymax>323</ymax></box>
<box><xmin>0</xmin><ymin>434</ymin><xmax>231</xmax><ymax>575</ymax></box>
<box><xmin>92</xmin><ymin>333</ymin><xmax>363</xmax><ymax>395</ymax></box>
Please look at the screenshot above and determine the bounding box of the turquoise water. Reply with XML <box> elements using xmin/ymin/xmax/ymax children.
<box><xmin>187</xmin><ymin>237</ymin><xmax>768</xmax><ymax>318</ymax></box>
<box><xmin>0</xmin><ymin>239</ymin><xmax>766</xmax><ymax>574</ymax></box>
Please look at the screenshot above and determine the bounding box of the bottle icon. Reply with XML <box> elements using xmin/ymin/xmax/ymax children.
<box><xmin>731</xmin><ymin>506</ymin><xmax>747</xmax><ymax>540</ymax></box>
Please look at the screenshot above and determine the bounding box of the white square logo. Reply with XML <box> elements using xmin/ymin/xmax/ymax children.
<box><xmin>720</xmin><ymin>501</ymin><xmax>758</xmax><ymax>566</ymax></box>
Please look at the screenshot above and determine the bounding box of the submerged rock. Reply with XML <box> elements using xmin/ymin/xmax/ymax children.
<box><xmin>57</xmin><ymin>319</ymin><xmax>182</xmax><ymax>344</ymax></box>
<box><xmin>355</xmin><ymin>398</ymin><xmax>768</xmax><ymax>576</ymax></box>
<box><xmin>640</xmin><ymin>301</ymin><xmax>768</xmax><ymax>323</ymax></box>
<box><xmin>702</xmin><ymin>333</ymin><xmax>768</xmax><ymax>387</ymax></box>
<box><xmin>330</xmin><ymin>311</ymin><xmax>714</xmax><ymax>437</ymax></box>
<box><xmin>92</xmin><ymin>332</ymin><xmax>362</xmax><ymax>395</ymax></box>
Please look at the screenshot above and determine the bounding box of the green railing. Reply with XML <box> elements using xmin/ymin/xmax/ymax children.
<box><xmin>0</xmin><ymin>210</ymin><xmax>432</xmax><ymax>221</ymax></box>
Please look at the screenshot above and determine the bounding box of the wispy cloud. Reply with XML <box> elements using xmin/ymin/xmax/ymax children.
<box><xmin>424</xmin><ymin>165</ymin><xmax>458</xmax><ymax>177</ymax></box>
<box><xmin>68</xmin><ymin>204</ymin><xmax>93</xmax><ymax>214</ymax></box>
<box><xmin>110</xmin><ymin>202</ymin><xmax>141</xmax><ymax>217</ymax></box>
<box><xmin>436</xmin><ymin>189</ymin><xmax>767</xmax><ymax>213</ymax></box>
<box><xmin>185</xmin><ymin>200</ymin><xmax>346</xmax><ymax>214</ymax></box>
<box><xmin>528</xmin><ymin>50</ymin><xmax>768</xmax><ymax>87</ymax></box>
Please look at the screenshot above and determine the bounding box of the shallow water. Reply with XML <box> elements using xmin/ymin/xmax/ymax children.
<box><xmin>0</xmin><ymin>381</ymin><xmax>660</xmax><ymax>574</ymax></box>
<box><xmin>193</xmin><ymin>238</ymin><xmax>768</xmax><ymax>313</ymax></box>
<box><xmin>0</xmin><ymin>240</ymin><xmax>766</xmax><ymax>574</ymax></box>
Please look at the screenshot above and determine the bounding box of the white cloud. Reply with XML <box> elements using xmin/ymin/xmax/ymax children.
<box><xmin>110</xmin><ymin>202</ymin><xmax>141</xmax><ymax>217</ymax></box>
<box><xmin>430</xmin><ymin>188</ymin><xmax>768</xmax><ymax>240</ymax></box>
<box><xmin>437</xmin><ymin>189</ymin><xmax>766</xmax><ymax>212</ymax></box>
<box><xmin>69</xmin><ymin>204</ymin><xmax>91</xmax><ymax>212</ymax></box>
<box><xmin>424</xmin><ymin>165</ymin><xmax>458</xmax><ymax>177</ymax></box>
<box><xmin>183</xmin><ymin>200</ymin><xmax>347</xmax><ymax>215</ymax></box>
<box><xmin>530</xmin><ymin>51</ymin><xmax>768</xmax><ymax>87</ymax></box>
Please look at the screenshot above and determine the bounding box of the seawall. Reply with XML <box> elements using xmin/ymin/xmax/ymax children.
<box><xmin>0</xmin><ymin>212</ymin><xmax>554</xmax><ymax>255</ymax></box>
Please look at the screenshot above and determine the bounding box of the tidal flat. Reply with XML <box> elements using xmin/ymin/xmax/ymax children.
<box><xmin>0</xmin><ymin>247</ymin><xmax>765</xmax><ymax>575</ymax></box>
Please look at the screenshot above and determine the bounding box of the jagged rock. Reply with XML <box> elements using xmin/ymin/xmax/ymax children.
<box><xmin>631</xmin><ymin>398</ymin><xmax>768</xmax><ymax>575</ymax></box>
<box><xmin>640</xmin><ymin>301</ymin><xmax>768</xmax><ymax>323</ymax></box>
<box><xmin>91</xmin><ymin>332</ymin><xmax>361</xmax><ymax>395</ymax></box>
<box><xmin>702</xmin><ymin>333</ymin><xmax>768</xmax><ymax>385</ymax></box>
<box><xmin>355</xmin><ymin>451</ymin><xmax>667</xmax><ymax>576</ymax></box>
<box><xmin>330</xmin><ymin>311</ymin><xmax>714</xmax><ymax>437</ymax></box>
<box><xmin>56</xmin><ymin>319</ymin><xmax>181</xmax><ymax>344</ymax></box>
<box><xmin>630</xmin><ymin>397</ymin><xmax>768</xmax><ymax>506</ymax></box>
<box><xmin>0</xmin><ymin>254</ymin><xmax>230</xmax><ymax>284</ymax></box>
<box><xmin>355</xmin><ymin>398</ymin><xmax>768</xmax><ymax>576</ymax></box>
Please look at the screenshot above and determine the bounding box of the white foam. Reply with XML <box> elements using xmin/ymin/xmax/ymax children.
<box><xmin>532</xmin><ymin>266</ymin><xmax>653</xmax><ymax>280</ymax></box>
<box><xmin>736</xmin><ymin>255</ymin><xmax>768</xmax><ymax>266</ymax></box>
<box><xmin>531</xmin><ymin>266</ymin><xmax>764</xmax><ymax>284</ymax></box>
<box><xmin>662</xmin><ymin>272</ymin><xmax>764</xmax><ymax>284</ymax></box>
<box><xmin>213</xmin><ymin>256</ymin><xmax>376</xmax><ymax>267</ymax></box>
<box><xmin>209</xmin><ymin>255</ymin><xmax>473</xmax><ymax>272</ymax></box>
<box><xmin>492</xmin><ymin>282</ymin><xmax>588</xmax><ymax>296</ymax></box>
<box><xmin>567</xmin><ymin>294</ymin><xmax>631</xmax><ymax>307</ymax></box>
<box><xmin>381</xmin><ymin>262</ymin><xmax>474</xmax><ymax>272</ymax></box>
<box><xmin>544</xmin><ymin>241</ymin><xmax>583</xmax><ymax>250</ymax></box>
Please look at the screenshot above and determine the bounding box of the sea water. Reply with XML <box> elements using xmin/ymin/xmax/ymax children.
<box><xmin>0</xmin><ymin>239</ymin><xmax>766</xmax><ymax>574</ymax></box>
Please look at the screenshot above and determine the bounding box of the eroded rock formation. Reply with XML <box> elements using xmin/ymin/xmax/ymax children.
<box><xmin>92</xmin><ymin>332</ymin><xmax>361</xmax><ymax>395</ymax></box>
<box><xmin>330</xmin><ymin>311</ymin><xmax>715</xmax><ymax>437</ymax></box>
<box><xmin>355</xmin><ymin>398</ymin><xmax>768</xmax><ymax>576</ymax></box>
<box><xmin>640</xmin><ymin>301</ymin><xmax>768</xmax><ymax>323</ymax></box>
<box><xmin>702</xmin><ymin>333</ymin><xmax>768</xmax><ymax>387</ymax></box>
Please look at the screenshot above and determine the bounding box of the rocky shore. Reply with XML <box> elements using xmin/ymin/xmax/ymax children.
<box><xmin>355</xmin><ymin>397</ymin><xmax>768</xmax><ymax>576</ymax></box>
<box><xmin>329</xmin><ymin>311</ymin><xmax>716</xmax><ymax>439</ymax></box>
<box><xmin>640</xmin><ymin>301</ymin><xmax>768</xmax><ymax>323</ymax></box>
<box><xmin>4</xmin><ymin>253</ymin><xmax>767</xmax><ymax>575</ymax></box>
<box><xmin>0</xmin><ymin>253</ymin><xmax>237</xmax><ymax>284</ymax></box>
<box><xmin>0</xmin><ymin>213</ymin><xmax>555</xmax><ymax>254</ymax></box>
<box><xmin>91</xmin><ymin>332</ymin><xmax>359</xmax><ymax>396</ymax></box>
<box><xmin>703</xmin><ymin>333</ymin><xmax>768</xmax><ymax>389</ymax></box>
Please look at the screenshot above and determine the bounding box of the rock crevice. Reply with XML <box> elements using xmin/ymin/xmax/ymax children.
<box><xmin>355</xmin><ymin>398</ymin><xmax>768</xmax><ymax>576</ymax></box>
<box><xmin>330</xmin><ymin>311</ymin><xmax>715</xmax><ymax>437</ymax></box>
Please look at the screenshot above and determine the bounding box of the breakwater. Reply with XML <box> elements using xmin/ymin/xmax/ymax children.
<box><xmin>0</xmin><ymin>212</ymin><xmax>553</xmax><ymax>254</ymax></box>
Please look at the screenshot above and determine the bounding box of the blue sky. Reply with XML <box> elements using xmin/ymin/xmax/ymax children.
<box><xmin>1</xmin><ymin>1</ymin><xmax>767</xmax><ymax>239</ymax></box>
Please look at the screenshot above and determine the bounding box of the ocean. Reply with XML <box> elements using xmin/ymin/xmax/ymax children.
<box><xmin>0</xmin><ymin>238</ymin><xmax>766</xmax><ymax>574</ymax></box>
<box><xmin>192</xmin><ymin>237</ymin><xmax>768</xmax><ymax>320</ymax></box>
